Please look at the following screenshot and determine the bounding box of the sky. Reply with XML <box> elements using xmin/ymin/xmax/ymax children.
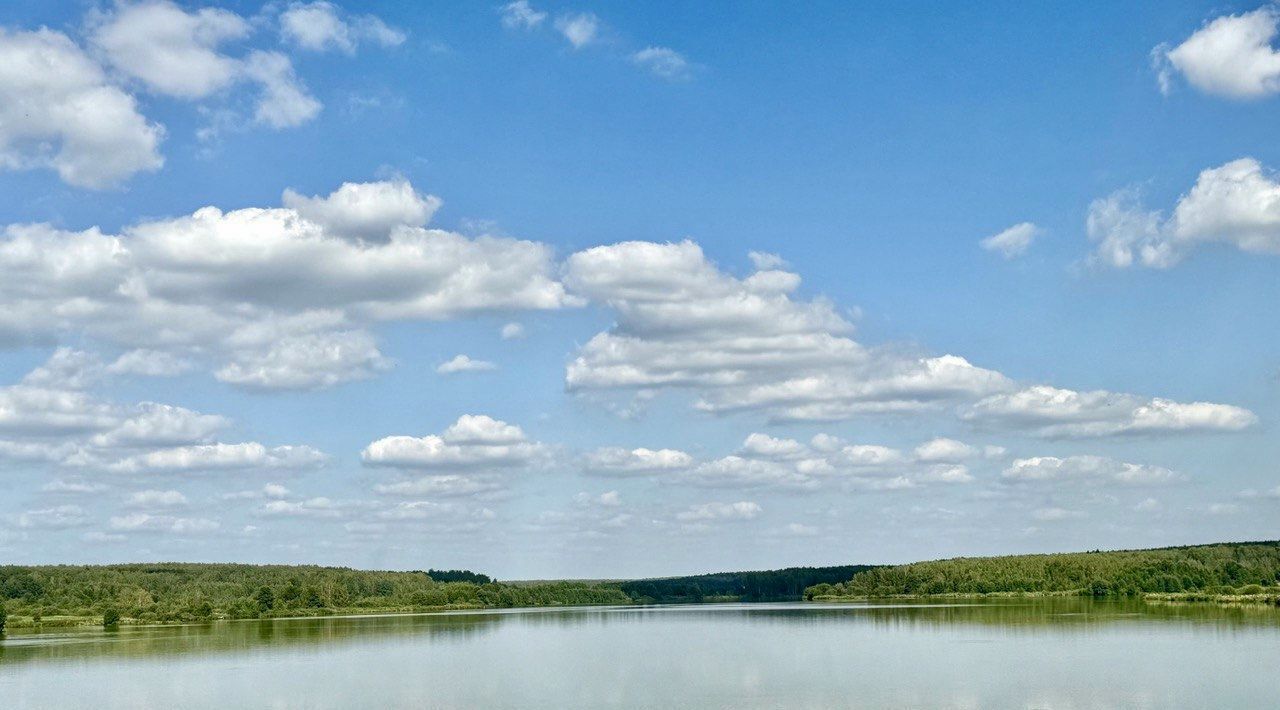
<box><xmin>0</xmin><ymin>1</ymin><xmax>1277</xmax><ymax>579</ymax></box>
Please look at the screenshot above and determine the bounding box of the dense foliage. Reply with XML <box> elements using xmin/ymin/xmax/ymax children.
<box><xmin>806</xmin><ymin>542</ymin><xmax>1280</xmax><ymax>599</ymax></box>
<box><xmin>0</xmin><ymin>564</ymin><xmax>628</xmax><ymax>626</ymax></box>
<box><xmin>617</xmin><ymin>565</ymin><xmax>877</xmax><ymax>603</ymax></box>
<box><xmin>426</xmin><ymin>569</ymin><xmax>493</xmax><ymax>584</ymax></box>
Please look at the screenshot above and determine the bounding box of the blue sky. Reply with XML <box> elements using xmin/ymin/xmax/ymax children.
<box><xmin>0</xmin><ymin>0</ymin><xmax>1277</xmax><ymax>578</ymax></box>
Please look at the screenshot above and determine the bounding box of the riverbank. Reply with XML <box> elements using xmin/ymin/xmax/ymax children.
<box><xmin>808</xmin><ymin>590</ymin><xmax>1280</xmax><ymax>607</ymax></box>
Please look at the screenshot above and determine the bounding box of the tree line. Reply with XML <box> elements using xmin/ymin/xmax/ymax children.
<box><xmin>615</xmin><ymin>565</ymin><xmax>877</xmax><ymax>603</ymax></box>
<box><xmin>0</xmin><ymin>563</ymin><xmax>628</xmax><ymax>629</ymax></box>
<box><xmin>804</xmin><ymin>542</ymin><xmax>1280</xmax><ymax>600</ymax></box>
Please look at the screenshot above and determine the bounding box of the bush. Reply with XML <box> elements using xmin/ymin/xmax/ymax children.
<box><xmin>102</xmin><ymin>607</ymin><xmax>121</xmax><ymax>627</ymax></box>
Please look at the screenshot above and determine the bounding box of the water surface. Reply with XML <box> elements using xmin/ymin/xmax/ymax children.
<box><xmin>2</xmin><ymin>599</ymin><xmax>1278</xmax><ymax>708</ymax></box>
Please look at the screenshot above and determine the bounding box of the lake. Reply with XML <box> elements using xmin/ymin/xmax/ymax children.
<box><xmin>2</xmin><ymin>599</ymin><xmax>1278</xmax><ymax>708</ymax></box>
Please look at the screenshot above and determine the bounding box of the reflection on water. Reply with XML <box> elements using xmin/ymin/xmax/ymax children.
<box><xmin>2</xmin><ymin>599</ymin><xmax>1279</xmax><ymax>709</ymax></box>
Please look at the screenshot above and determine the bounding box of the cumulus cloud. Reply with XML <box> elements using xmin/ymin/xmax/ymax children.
<box><xmin>965</xmin><ymin>384</ymin><xmax>1256</xmax><ymax>437</ymax></box>
<box><xmin>1088</xmin><ymin>158</ymin><xmax>1280</xmax><ymax>268</ymax></box>
<box><xmin>259</xmin><ymin>496</ymin><xmax>343</xmax><ymax>518</ymax></box>
<box><xmin>1155</xmin><ymin>7</ymin><xmax>1280</xmax><ymax>99</ymax></box>
<box><xmin>554</xmin><ymin>12</ymin><xmax>599</xmax><ymax>49</ymax></box>
<box><xmin>641</xmin><ymin>433</ymin><xmax>978</xmax><ymax>491</ymax></box>
<box><xmin>0</xmin><ymin>352</ymin><xmax>330</xmax><ymax>478</ymax></box>
<box><xmin>90</xmin><ymin>1</ymin><xmax>322</xmax><ymax>129</ymax></box>
<box><xmin>109</xmin><ymin>442</ymin><xmax>327</xmax><ymax>473</ymax></box>
<box><xmin>363</xmin><ymin>415</ymin><xmax>550</xmax><ymax>504</ymax></box>
<box><xmin>676</xmin><ymin>501</ymin><xmax>761</xmax><ymax>522</ymax></box>
<box><xmin>89</xmin><ymin>0</ymin><xmax>251</xmax><ymax>98</ymax></box>
<box><xmin>500</xmin><ymin>322</ymin><xmax>526</xmax><ymax>340</ymax></box>
<box><xmin>373</xmin><ymin>475</ymin><xmax>501</xmax><ymax>498</ymax></box>
<box><xmin>632</xmin><ymin>47</ymin><xmax>691</xmax><ymax>80</ymax></box>
<box><xmin>216</xmin><ymin>330</ymin><xmax>392</xmax><ymax>391</ymax></box>
<box><xmin>0</xmin><ymin>28</ymin><xmax>163</xmax><ymax>188</ymax></box>
<box><xmin>10</xmin><ymin>505</ymin><xmax>90</xmax><ymax>529</ymax></box>
<box><xmin>436</xmin><ymin>354</ymin><xmax>497</xmax><ymax>375</ymax></box>
<box><xmin>282</xmin><ymin>180</ymin><xmax>441</xmax><ymax>241</ymax></box>
<box><xmin>980</xmin><ymin>222</ymin><xmax>1040</xmax><ymax>259</ymax></box>
<box><xmin>362</xmin><ymin>414</ymin><xmax>546</xmax><ymax>469</ymax></box>
<box><xmin>1003</xmin><ymin>455</ymin><xmax>1182</xmax><ymax>485</ymax></box>
<box><xmin>125</xmin><ymin>489</ymin><xmax>188</xmax><ymax>508</ymax></box>
<box><xmin>279</xmin><ymin>1</ymin><xmax>405</xmax><ymax>54</ymax></box>
<box><xmin>109</xmin><ymin>512</ymin><xmax>219</xmax><ymax>533</ymax></box>
<box><xmin>0</xmin><ymin>179</ymin><xmax>571</xmax><ymax>389</ymax></box>
<box><xmin>912</xmin><ymin>438</ymin><xmax>981</xmax><ymax>463</ymax></box>
<box><xmin>500</xmin><ymin>1</ymin><xmax>547</xmax><ymax>31</ymax></box>
<box><xmin>582</xmin><ymin>446</ymin><xmax>694</xmax><ymax>475</ymax></box>
<box><xmin>107</xmin><ymin>349</ymin><xmax>195</xmax><ymax>377</ymax></box>
<box><xmin>239</xmin><ymin>50</ymin><xmax>322</xmax><ymax>128</ymax></box>
<box><xmin>564</xmin><ymin>240</ymin><xmax>1012</xmax><ymax>422</ymax></box>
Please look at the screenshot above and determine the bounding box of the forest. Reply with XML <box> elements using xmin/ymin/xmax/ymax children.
<box><xmin>805</xmin><ymin>541</ymin><xmax>1280</xmax><ymax>601</ymax></box>
<box><xmin>0</xmin><ymin>563</ymin><xmax>628</xmax><ymax>629</ymax></box>
<box><xmin>614</xmin><ymin>565</ymin><xmax>877</xmax><ymax>603</ymax></box>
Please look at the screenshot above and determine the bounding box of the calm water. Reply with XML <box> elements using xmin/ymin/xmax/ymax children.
<box><xmin>2</xmin><ymin>599</ymin><xmax>1278</xmax><ymax>709</ymax></box>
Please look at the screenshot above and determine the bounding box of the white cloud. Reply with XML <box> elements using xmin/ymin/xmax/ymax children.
<box><xmin>1157</xmin><ymin>7</ymin><xmax>1280</xmax><ymax>99</ymax></box>
<box><xmin>125</xmin><ymin>489</ymin><xmax>188</xmax><ymax>508</ymax></box>
<box><xmin>500</xmin><ymin>322</ymin><xmax>526</xmax><ymax>340</ymax></box>
<box><xmin>0</xmin><ymin>179</ymin><xmax>572</xmax><ymax>390</ymax></box>
<box><xmin>216</xmin><ymin>330</ymin><xmax>392</xmax><ymax>391</ymax></box>
<box><xmin>912</xmin><ymin>437</ymin><xmax>980</xmax><ymax>463</ymax></box>
<box><xmin>259</xmin><ymin>497</ymin><xmax>341</xmax><ymax>518</ymax></box>
<box><xmin>1003</xmin><ymin>455</ymin><xmax>1182</xmax><ymax>485</ymax></box>
<box><xmin>564</xmin><ymin>240</ymin><xmax>1012</xmax><ymax>422</ymax></box>
<box><xmin>554</xmin><ymin>12</ymin><xmax>599</xmax><ymax>49</ymax></box>
<box><xmin>10</xmin><ymin>505</ymin><xmax>89</xmax><ymax>529</ymax></box>
<box><xmin>90</xmin><ymin>402</ymin><xmax>229</xmax><ymax>448</ymax></box>
<box><xmin>0</xmin><ymin>352</ymin><xmax>325</xmax><ymax>477</ymax></box>
<box><xmin>109</xmin><ymin>442</ymin><xmax>328</xmax><ymax>473</ymax></box>
<box><xmin>373</xmin><ymin>475</ymin><xmax>500</xmax><ymax>498</ymax></box>
<box><xmin>965</xmin><ymin>384</ymin><xmax>1256</xmax><ymax>437</ymax></box>
<box><xmin>980</xmin><ymin>222</ymin><xmax>1039</xmax><ymax>259</ymax></box>
<box><xmin>240</xmin><ymin>50</ymin><xmax>322</xmax><ymax>128</ymax></box>
<box><xmin>1088</xmin><ymin>158</ymin><xmax>1280</xmax><ymax>268</ymax></box>
<box><xmin>501</xmin><ymin>1</ymin><xmax>547</xmax><ymax>31</ymax></box>
<box><xmin>107</xmin><ymin>349</ymin><xmax>194</xmax><ymax>377</ymax></box>
<box><xmin>1207</xmin><ymin>502</ymin><xmax>1241</xmax><ymax>515</ymax></box>
<box><xmin>109</xmin><ymin>512</ymin><xmax>219</xmax><ymax>533</ymax></box>
<box><xmin>279</xmin><ymin>1</ymin><xmax>405</xmax><ymax>54</ymax></box>
<box><xmin>43</xmin><ymin>479</ymin><xmax>108</xmax><ymax>494</ymax></box>
<box><xmin>680</xmin><ymin>433</ymin><xmax>969</xmax><ymax>491</ymax></box>
<box><xmin>0</xmin><ymin>28</ymin><xmax>163</xmax><ymax>188</ymax></box>
<box><xmin>1134</xmin><ymin>497</ymin><xmax>1163</xmax><ymax>512</ymax></box>
<box><xmin>582</xmin><ymin>446</ymin><xmax>694</xmax><ymax>474</ymax></box>
<box><xmin>574</xmin><ymin>490</ymin><xmax>621</xmax><ymax>507</ymax></box>
<box><xmin>90</xmin><ymin>1</ymin><xmax>321</xmax><ymax>129</ymax></box>
<box><xmin>632</xmin><ymin>47</ymin><xmax>691</xmax><ymax>80</ymax></box>
<box><xmin>90</xmin><ymin>0</ymin><xmax>250</xmax><ymax>98</ymax></box>
<box><xmin>282</xmin><ymin>179</ymin><xmax>441</xmax><ymax>241</ymax></box>
<box><xmin>436</xmin><ymin>354</ymin><xmax>497</xmax><ymax>375</ymax></box>
<box><xmin>782</xmin><ymin>522</ymin><xmax>819</xmax><ymax>536</ymax></box>
<box><xmin>676</xmin><ymin>501</ymin><xmax>761</xmax><ymax>522</ymax></box>
<box><xmin>362</xmin><ymin>414</ymin><xmax>546</xmax><ymax>469</ymax></box>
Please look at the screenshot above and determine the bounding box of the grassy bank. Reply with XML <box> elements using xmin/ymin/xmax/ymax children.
<box><xmin>805</xmin><ymin>541</ymin><xmax>1280</xmax><ymax>607</ymax></box>
<box><xmin>0</xmin><ymin>563</ymin><xmax>630</xmax><ymax>630</ymax></box>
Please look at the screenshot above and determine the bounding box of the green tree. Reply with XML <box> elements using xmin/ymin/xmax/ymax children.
<box><xmin>0</xmin><ymin>601</ymin><xmax>7</xmax><ymax>634</ymax></box>
<box><xmin>255</xmin><ymin>586</ymin><xmax>275</xmax><ymax>615</ymax></box>
<box><xmin>103</xmin><ymin>607</ymin><xmax>121</xmax><ymax>627</ymax></box>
